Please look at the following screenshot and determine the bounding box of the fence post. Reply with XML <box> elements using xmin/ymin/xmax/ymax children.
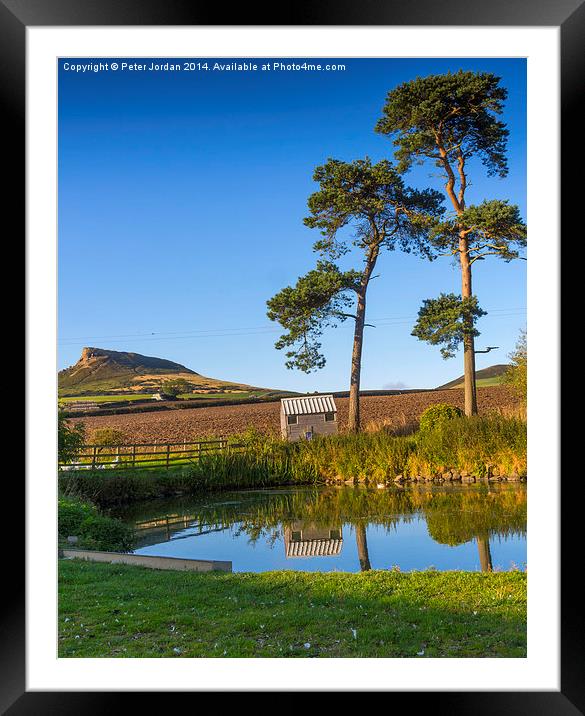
<box><xmin>132</xmin><ymin>445</ymin><xmax>136</xmax><ymax>468</ymax></box>
<box><xmin>166</xmin><ymin>443</ymin><xmax>171</xmax><ymax>469</ymax></box>
<box><xmin>91</xmin><ymin>446</ymin><xmax>97</xmax><ymax>470</ymax></box>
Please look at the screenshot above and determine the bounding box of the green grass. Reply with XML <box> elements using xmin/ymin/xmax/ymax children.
<box><xmin>59</xmin><ymin>392</ymin><xmax>267</xmax><ymax>403</ymax></box>
<box><xmin>58</xmin><ymin>560</ymin><xmax>526</xmax><ymax>658</ymax></box>
<box><xmin>59</xmin><ymin>394</ymin><xmax>155</xmax><ymax>404</ymax></box>
<box><xmin>60</xmin><ymin>415</ymin><xmax>527</xmax><ymax>507</ymax></box>
<box><xmin>176</xmin><ymin>390</ymin><xmax>266</xmax><ymax>401</ymax></box>
<box><xmin>449</xmin><ymin>377</ymin><xmax>503</xmax><ymax>389</ymax></box>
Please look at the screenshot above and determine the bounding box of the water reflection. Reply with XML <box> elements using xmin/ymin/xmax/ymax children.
<box><xmin>284</xmin><ymin>522</ymin><xmax>343</xmax><ymax>558</ymax></box>
<box><xmin>477</xmin><ymin>536</ymin><xmax>493</xmax><ymax>572</ymax></box>
<box><xmin>355</xmin><ymin>523</ymin><xmax>372</xmax><ymax>572</ymax></box>
<box><xmin>112</xmin><ymin>483</ymin><xmax>526</xmax><ymax>573</ymax></box>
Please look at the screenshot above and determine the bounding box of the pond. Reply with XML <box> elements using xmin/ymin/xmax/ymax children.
<box><xmin>111</xmin><ymin>483</ymin><xmax>526</xmax><ymax>573</ymax></box>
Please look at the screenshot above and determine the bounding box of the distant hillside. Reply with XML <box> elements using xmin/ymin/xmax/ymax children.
<box><xmin>436</xmin><ymin>364</ymin><xmax>510</xmax><ymax>390</ymax></box>
<box><xmin>58</xmin><ymin>347</ymin><xmax>266</xmax><ymax>397</ymax></box>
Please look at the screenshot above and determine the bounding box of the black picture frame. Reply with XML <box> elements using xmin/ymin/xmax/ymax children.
<box><xmin>9</xmin><ymin>0</ymin><xmax>575</xmax><ymax>709</ymax></box>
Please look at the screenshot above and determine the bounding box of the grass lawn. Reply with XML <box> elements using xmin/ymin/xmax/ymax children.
<box><xmin>177</xmin><ymin>391</ymin><xmax>261</xmax><ymax>401</ymax></box>
<box><xmin>59</xmin><ymin>560</ymin><xmax>526</xmax><ymax>658</ymax></box>
<box><xmin>59</xmin><ymin>394</ymin><xmax>154</xmax><ymax>403</ymax></box>
<box><xmin>449</xmin><ymin>377</ymin><xmax>503</xmax><ymax>389</ymax></box>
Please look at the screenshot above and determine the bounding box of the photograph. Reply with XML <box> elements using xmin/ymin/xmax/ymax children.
<box><xmin>56</xmin><ymin>56</ymin><xmax>529</xmax><ymax>659</ymax></box>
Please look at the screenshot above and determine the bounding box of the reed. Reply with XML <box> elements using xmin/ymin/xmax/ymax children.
<box><xmin>59</xmin><ymin>415</ymin><xmax>526</xmax><ymax>506</ymax></box>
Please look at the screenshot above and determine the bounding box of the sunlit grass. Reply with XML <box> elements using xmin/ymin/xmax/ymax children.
<box><xmin>59</xmin><ymin>560</ymin><xmax>527</xmax><ymax>658</ymax></box>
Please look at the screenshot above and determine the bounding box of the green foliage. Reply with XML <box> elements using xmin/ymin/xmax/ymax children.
<box><xmin>304</xmin><ymin>157</ymin><xmax>444</xmax><ymax>258</ymax></box>
<box><xmin>267</xmin><ymin>157</ymin><xmax>443</xmax><ymax>373</ymax></box>
<box><xmin>430</xmin><ymin>200</ymin><xmax>527</xmax><ymax>263</ymax></box>
<box><xmin>412</xmin><ymin>414</ymin><xmax>527</xmax><ymax>479</ymax></box>
<box><xmin>411</xmin><ymin>293</ymin><xmax>487</xmax><ymax>358</ymax></box>
<box><xmin>375</xmin><ymin>70</ymin><xmax>526</xmax><ymax>275</ymax></box>
<box><xmin>161</xmin><ymin>378</ymin><xmax>191</xmax><ymax>397</ymax></box>
<box><xmin>58</xmin><ymin>452</ymin><xmax>317</xmax><ymax>507</ymax></box>
<box><xmin>58</xmin><ymin>496</ymin><xmax>135</xmax><ymax>551</ymax></box>
<box><xmin>58</xmin><ymin>497</ymin><xmax>97</xmax><ymax>536</ymax></box>
<box><xmin>503</xmin><ymin>330</ymin><xmax>527</xmax><ymax>404</ymax></box>
<box><xmin>59</xmin><ymin>469</ymin><xmax>184</xmax><ymax>507</ymax></box>
<box><xmin>76</xmin><ymin>515</ymin><xmax>135</xmax><ymax>552</ymax></box>
<box><xmin>375</xmin><ymin>70</ymin><xmax>509</xmax><ymax>178</ymax></box>
<box><xmin>418</xmin><ymin>403</ymin><xmax>463</xmax><ymax>432</ymax></box>
<box><xmin>90</xmin><ymin>428</ymin><xmax>127</xmax><ymax>446</ymax></box>
<box><xmin>58</xmin><ymin>410</ymin><xmax>86</xmax><ymax>464</ymax></box>
<box><xmin>266</xmin><ymin>261</ymin><xmax>360</xmax><ymax>371</ymax></box>
<box><xmin>60</xmin><ymin>416</ymin><xmax>526</xmax><ymax>506</ymax></box>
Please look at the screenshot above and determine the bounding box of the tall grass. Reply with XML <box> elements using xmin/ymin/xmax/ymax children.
<box><xmin>197</xmin><ymin>415</ymin><xmax>526</xmax><ymax>483</ymax></box>
<box><xmin>407</xmin><ymin>414</ymin><xmax>527</xmax><ymax>478</ymax></box>
<box><xmin>59</xmin><ymin>415</ymin><xmax>526</xmax><ymax>506</ymax></box>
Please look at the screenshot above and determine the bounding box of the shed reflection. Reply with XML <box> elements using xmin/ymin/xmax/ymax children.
<box><xmin>284</xmin><ymin>521</ymin><xmax>343</xmax><ymax>558</ymax></box>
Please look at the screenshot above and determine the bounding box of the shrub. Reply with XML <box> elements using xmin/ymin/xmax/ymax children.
<box><xmin>90</xmin><ymin>428</ymin><xmax>128</xmax><ymax>446</ymax></box>
<box><xmin>503</xmin><ymin>330</ymin><xmax>527</xmax><ymax>406</ymax></box>
<box><xmin>58</xmin><ymin>497</ymin><xmax>97</xmax><ymax>536</ymax></box>
<box><xmin>161</xmin><ymin>378</ymin><xmax>191</xmax><ymax>398</ymax></box>
<box><xmin>58</xmin><ymin>411</ymin><xmax>86</xmax><ymax>464</ymax></box>
<box><xmin>418</xmin><ymin>403</ymin><xmax>463</xmax><ymax>433</ymax></box>
<box><xmin>77</xmin><ymin>515</ymin><xmax>136</xmax><ymax>552</ymax></box>
<box><xmin>59</xmin><ymin>496</ymin><xmax>135</xmax><ymax>551</ymax></box>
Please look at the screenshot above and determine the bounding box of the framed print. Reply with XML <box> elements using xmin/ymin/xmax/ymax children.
<box><xmin>7</xmin><ymin>0</ymin><xmax>577</xmax><ymax>709</ymax></box>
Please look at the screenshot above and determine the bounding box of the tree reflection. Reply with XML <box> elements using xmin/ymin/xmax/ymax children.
<box><xmin>476</xmin><ymin>536</ymin><xmax>493</xmax><ymax>572</ymax></box>
<box><xmin>121</xmin><ymin>483</ymin><xmax>526</xmax><ymax>570</ymax></box>
<box><xmin>355</xmin><ymin>523</ymin><xmax>372</xmax><ymax>571</ymax></box>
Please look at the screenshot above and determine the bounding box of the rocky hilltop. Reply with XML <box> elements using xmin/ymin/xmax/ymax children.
<box><xmin>58</xmin><ymin>347</ymin><xmax>254</xmax><ymax>396</ymax></box>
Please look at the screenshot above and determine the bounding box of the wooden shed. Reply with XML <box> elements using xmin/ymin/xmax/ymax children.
<box><xmin>280</xmin><ymin>394</ymin><xmax>338</xmax><ymax>441</ymax></box>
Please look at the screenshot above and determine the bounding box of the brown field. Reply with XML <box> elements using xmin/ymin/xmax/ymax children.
<box><xmin>77</xmin><ymin>386</ymin><xmax>522</xmax><ymax>444</ymax></box>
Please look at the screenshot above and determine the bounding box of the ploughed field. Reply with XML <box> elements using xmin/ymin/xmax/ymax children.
<box><xmin>77</xmin><ymin>386</ymin><xmax>521</xmax><ymax>444</ymax></box>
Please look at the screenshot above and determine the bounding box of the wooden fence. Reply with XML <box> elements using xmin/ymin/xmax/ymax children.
<box><xmin>58</xmin><ymin>437</ymin><xmax>245</xmax><ymax>471</ymax></box>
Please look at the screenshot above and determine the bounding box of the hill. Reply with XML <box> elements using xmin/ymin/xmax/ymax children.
<box><xmin>58</xmin><ymin>347</ymin><xmax>268</xmax><ymax>397</ymax></box>
<box><xmin>436</xmin><ymin>364</ymin><xmax>510</xmax><ymax>390</ymax></box>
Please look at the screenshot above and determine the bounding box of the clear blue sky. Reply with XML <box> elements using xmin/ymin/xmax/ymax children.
<box><xmin>58</xmin><ymin>57</ymin><xmax>526</xmax><ymax>391</ymax></box>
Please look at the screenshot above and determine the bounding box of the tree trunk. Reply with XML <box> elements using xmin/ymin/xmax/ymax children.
<box><xmin>438</xmin><ymin>144</ymin><xmax>478</xmax><ymax>417</ymax></box>
<box><xmin>355</xmin><ymin>523</ymin><xmax>371</xmax><ymax>571</ymax></box>
<box><xmin>347</xmin><ymin>248</ymin><xmax>379</xmax><ymax>433</ymax></box>
<box><xmin>348</xmin><ymin>287</ymin><xmax>367</xmax><ymax>433</ymax></box>
<box><xmin>460</xmin><ymin>232</ymin><xmax>478</xmax><ymax>416</ymax></box>
<box><xmin>476</xmin><ymin>536</ymin><xmax>493</xmax><ymax>572</ymax></box>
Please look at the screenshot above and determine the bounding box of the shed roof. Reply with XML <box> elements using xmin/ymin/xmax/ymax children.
<box><xmin>281</xmin><ymin>394</ymin><xmax>337</xmax><ymax>416</ymax></box>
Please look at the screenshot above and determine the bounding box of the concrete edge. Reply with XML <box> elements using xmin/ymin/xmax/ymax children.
<box><xmin>61</xmin><ymin>549</ymin><xmax>232</xmax><ymax>573</ymax></box>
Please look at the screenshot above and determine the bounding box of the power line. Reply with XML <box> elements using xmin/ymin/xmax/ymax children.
<box><xmin>58</xmin><ymin>308</ymin><xmax>527</xmax><ymax>346</ymax></box>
